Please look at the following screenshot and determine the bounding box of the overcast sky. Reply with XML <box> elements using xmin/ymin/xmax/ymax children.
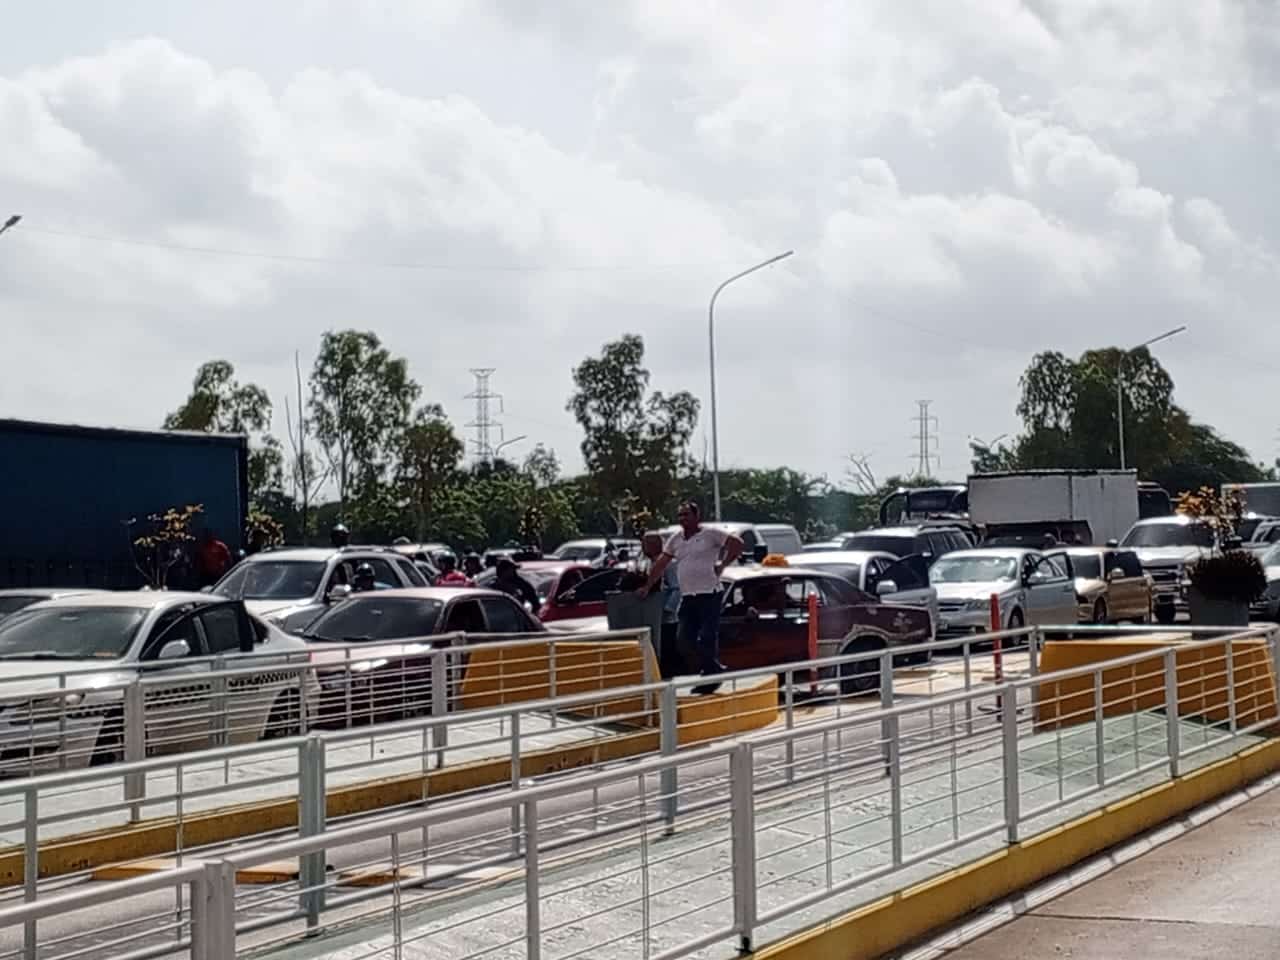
<box><xmin>3</xmin><ymin>1</ymin><xmax>1278</xmax><ymax>488</ymax></box>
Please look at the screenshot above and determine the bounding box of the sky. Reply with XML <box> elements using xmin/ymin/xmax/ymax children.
<box><xmin>3</xmin><ymin>1</ymin><xmax>1278</xmax><ymax>489</ymax></box>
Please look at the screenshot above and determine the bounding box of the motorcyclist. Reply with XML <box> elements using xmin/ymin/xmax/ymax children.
<box><xmin>330</xmin><ymin>523</ymin><xmax>351</xmax><ymax>549</ymax></box>
<box><xmin>351</xmin><ymin>562</ymin><xmax>378</xmax><ymax>592</ymax></box>
<box><xmin>434</xmin><ymin>554</ymin><xmax>473</xmax><ymax>587</ymax></box>
<box><xmin>462</xmin><ymin>553</ymin><xmax>484</xmax><ymax>580</ymax></box>
<box><xmin>492</xmin><ymin>558</ymin><xmax>540</xmax><ymax>609</ymax></box>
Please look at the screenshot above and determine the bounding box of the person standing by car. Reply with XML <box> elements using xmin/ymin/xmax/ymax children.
<box><xmin>492</xmin><ymin>558</ymin><xmax>540</xmax><ymax>610</ymax></box>
<box><xmin>196</xmin><ymin>529</ymin><xmax>232</xmax><ymax>587</ymax></box>
<box><xmin>642</xmin><ymin>532</ymin><xmax>682</xmax><ymax>676</ymax></box>
<box><xmin>434</xmin><ymin>554</ymin><xmax>473</xmax><ymax>587</ymax></box>
<box><xmin>639</xmin><ymin>501</ymin><xmax>743</xmax><ymax>691</ymax></box>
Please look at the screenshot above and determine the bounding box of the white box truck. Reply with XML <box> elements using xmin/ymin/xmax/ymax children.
<box><xmin>968</xmin><ymin>470</ymin><xmax>1139</xmax><ymax>546</ymax></box>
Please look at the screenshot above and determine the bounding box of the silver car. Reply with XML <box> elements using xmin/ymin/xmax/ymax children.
<box><xmin>784</xmin><ymin>550</ymin><xmax>940</xmax><ymax>635</ymax></box>
<box><xmin>929</xmin><ymin>548</ymin><xmax>1078</xmax><ymax>638</ymax></box>
<box><xmin>0</xmin><ymin>592</ymin><xmax>314</xmax><ymax>776</ymax></box>
<box><xmin>0</xmin><ymin>588</ymin><xmax>106</xmax><ymax>622</ymax></box>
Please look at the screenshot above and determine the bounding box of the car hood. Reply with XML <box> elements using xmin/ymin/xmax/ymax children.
<box><xmin>0</xmin><ymin>660</ymin><xmax>135</xmax><ymax>699</ymax></box>
<box><xmin>544</xmin><ymin>616</ymin><xmax>610</xmax><ymax>634</ymax></box>
<box><xmin>932</xmin><ymin>581</ymin><xmax>1019</xmax><ymax>601</ymax></box>
<box><xmin>307</xmin><ymin>640</ymin><xmax>435</xmax><ymax>669</ymax></box>
<box><xmin>1074</xmin><ymin>577</ymin><xmax>1106</xmax><ymax>597</ymax></box>
<box><xmin>1131</xmin><ymin>547</ymin><xmax>1210</xmax><ymax>567</ymax></box>
<box><xmin>1265</xmin><ymin>566</ymin><xmax>1280</xmax><ymax>584</ymax></box>
<box><xmin>243</xmin><ymin>599</ymin><xmax>313</xmax><ymax>618</ymax></box>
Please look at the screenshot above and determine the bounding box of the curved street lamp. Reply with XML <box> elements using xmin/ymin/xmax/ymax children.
<box><xmin>708</xmin><ymin>250</ymin><xmax>794</xmax><ymax>520</ymax></box>
<box><xmin>1117</xmin><ymin>326</ymin><xmax>1186</xmax><ymax>470</ymax></box>
<box><xmin>0</xmin><ymin>214</ymin><xmax>21</xmax><ymax>237</ymax></box>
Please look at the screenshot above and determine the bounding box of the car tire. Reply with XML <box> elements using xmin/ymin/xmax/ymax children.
<box><xmin>1155</xmin><ymin>603</ymin><xmax>1177</xmax><ymax>625</ymax></box>
<box><xmin>1092</xmin><ymin>598</ymin><xmax>1108</xmax><ymax>625</ymax></box>
<box><xmin>838</xmin><ymin>639</ymin><xmax>883</xmax><ymax>697</ymax></box>
<box><xmin>1006</xmin><ymin>609</ymin><xmax>1025</xmax><ymax>639</ymax></box>
<box><xmin>264</xmin><ymin>690</ymin><xmax>301</xmax><ymax>740</ymax></box>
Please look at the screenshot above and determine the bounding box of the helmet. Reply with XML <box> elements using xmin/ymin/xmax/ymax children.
<box><xmin>354</xmin><ymin>562</ymin><xmax>375</xmax><ymax>579</ymax></box>
<box><xmin>330</xmin><ymin>523</ymin><xmax>351</xmax><ymax>547</ymax></box>
<box><xmin>392</xmin><ymin>536</ymin><xmax>411</xmax><ymax>546</ymax></box>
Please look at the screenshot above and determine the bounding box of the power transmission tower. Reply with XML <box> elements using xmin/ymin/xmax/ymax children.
<box><xmin>465</xmin><ymin>369</ymin><xmax>504</xmax><ymax>466</ymax></box>
<box><xmin>911</xmin><ymin>400</ymin><xmax>940</xmax><ymax>478</ymax></box>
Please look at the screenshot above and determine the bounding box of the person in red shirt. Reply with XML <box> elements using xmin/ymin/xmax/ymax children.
<box><xmin>196</xmin><ymin>530</ymin><xmax>233</xmax><ymax>586</ymax></box>
<box><xmin>434</xmin><ymin>554</ymin><xmax>473</xmax><ymax>587</ymax></box>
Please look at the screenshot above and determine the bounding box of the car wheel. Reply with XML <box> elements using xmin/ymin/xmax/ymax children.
<box><xmin>264</xmin><ymin>690</ymin><xmax>301</xmax><ymax>740</ymax></box>
<box><xmin>90</xmin><ymin>710</ymin><xmax>124</xmax><ymax>766</ymax></box>
<box><xmin>1155</xmin><ymin>603</ymin><xmax>1177</xmax><ymax>625</ymax></box>
<box><xmin>838</xmin><ymin>639</ymin><xmax>883</xmax><ymax>697</ymax></box>
<box><xmin>1006</xmin><ymin>608</ymin><xmax>1025</xmax><ymax>633</ymax></box>
<box><xmin>1092</xmin><ymin>598</ymin><xmax>1108</xmax><ymax>624</ymax></box>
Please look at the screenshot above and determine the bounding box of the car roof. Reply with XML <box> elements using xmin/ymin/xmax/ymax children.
<box><xmin>1131</xmin><ymin>515</ymin><xmax>1199</xmax><ymax>527</ymax></box>
<box><xmin>719</xmin><ymin>564</ymin><xmax>840</xmax><ymax>583</ymax></box>
<box><xmin>937</xmin><ymin>548</ymin><xmax>1039</xmax><ymax>560</ymax></box>
<box><xmin>0</xmin><ymin>588</ymin><xmax>107</xmax><ymax>598</ymax></box>
<box><xmin>325</xmin><ymin>586</ymin><xmax>514</xmax><ymax>603</ymax></box>
<box><xmin>785</xmin><ymin>551</ymin><xmax>891</xmax><ymax>565</ymax></box>
<box><xmin>845</xmin><ymin>527</ymin><xmax>922</xmax><ymax>538</ymax></box>
<box><xmin>242</xmin><ymin>548</ymin><xmax>338</xmax><ymax>562</ymax></box>
<box><xmin>1060</xmin><ymin>546</ymin><xmax>1122</xmax><ymax>556</ymax></box>
<box><xmin>31</xmin><ymin>591</ymin><xmax>215</xmax><ymax>610</ymax></box>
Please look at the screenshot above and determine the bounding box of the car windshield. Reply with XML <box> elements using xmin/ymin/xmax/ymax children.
<box><xmin>551</xmin><ymin>544</ymin><xmax>602</xmax><ymax>561</ymax></box>
<box><xmin>1260</xmin><ymin>544</ymin><xmax>1280</xmax><ymax>567</ymax></box>
<box><xmin>0</xmin><ymin>597</ymin><xmax>43</xmax><ymax>621</ymax></box>
<box><xmin>930</xmin><ymin>556</ymin><xmax>1018</xmax><ymax>583</ymax></box>
<box><xmin>0</xmin><ymin>606</ymin><xmax>148</xmax><ymax>659</ymax></box>
<box><xmin>841</xmin><ymin>535</ymin><xmax>912</xmax><ymax>556</ymax></box>
<box><xmin>214</xmin><ymin>561</ymin><xmax>328</xmax><ymax>600</ymax></box>
<box><xmin>305</xmin><ymin>598</ymin><xmax>444</xmax><ymax>642</ymax></box>
<box><xmin>1069</xmin><ymin>555</ymin><xmax>1102</xmax><ymax>579</ymax></box>
<box><xmin>1121</xmin><ymin>523</ymin><xmax>1214</xmax><ymax>548</ymax></box>
<box><xmin>802</xmin><ymin>563</ymin><xmax>861</xmax><ymax>585</ymax></box>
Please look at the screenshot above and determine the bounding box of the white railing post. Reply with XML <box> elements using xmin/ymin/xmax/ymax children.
<box><xmin>639</xmin><ymin>629</ymin><xmax>657</xmax><ymax>722</ymax></box>
<box><xmin>186</xmin><ymin>869</ymin><xmax>209</xmax><ymax>960</ymax></box>
<box><xmin>784</xmin><ymin>669</ymin><xmax>795</xmax><ymax>786</ymax></box>
<box><xmin>297</xmin><ymin>736</ymin><xmax>327</xmax><ymax>928</ymax></box>
<box><xmin>1164</xmin><ymin>649</ymin><xmax>1181</xmax><ymax>777</ymax></box>
<box><xmin>1001</xmin><ymin>686</ymin><xmax>1021</xmax><ymax>843</ymax></box>
<box><xmin>548</xmin><ymin>638</ymin><xmax>558</xmax><ymax>728</ymax></box>
<box><xmin>659</xmin><ymin>684</ymin><xmax>679</xmax><ymax>833</ymax></box>
<box><xmin>124</xmin><ymin>679</ymin><xmax>146</xmax><ymax>820</ymax></box>
<box><xmin>511</xmin><ymin>711</ymin><xmax>522</xmax><ymax>856</ymax></box>
<box><xmin>200</xmin><ymin>860</ymin><xmax>237</xmax><ymax>960</ymax></box>
<box><xmin>1094</xmin><ymin>670</ymin><xmax>1107</xmax><ymax>787</ymax></box>
<box><xmin>729</xmin><ymin>743</ymin><xmax>757</xmax><ymax>954</ymax></box>
<box><xmin>887</xmin><ymin>713</ymin><xmax>903</xmax><ymax>867</ymax></box>
<box><xmin>1029</xmin><ymin>626</ymin><xmax>1041</xmax><ymax>676</ymax></box>
<box><xmin>211</xmin><ymin>655</ymin><xmax>228</xmax><ymax>746</ymax></box>
<box><xmin>524</xmin><ymin>797</ymin><xmax>542</xmax><ymax>960</ymax></box>
<box><xmin>1224</xmin><ymin>637</ymin><xmax>1237</xmax><ymax>735</ymax></box>
<box><xmin>430</xmin><ymin>650</ymin><xmax>448</xmax><ymax>769</ymax></box>
<box><xmin>879</xmin><ymin>649</ymin><xmax>894</xmax><ymax>772</ymax></box>
<box><xmin>23</xmin><ymin>788</ymin><xmax>36</xmax><ymax>960</ymax></box>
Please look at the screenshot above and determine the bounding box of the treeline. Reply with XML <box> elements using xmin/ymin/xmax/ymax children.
<box><xmin>163</xmin><ymin>332</ymin><xmax>1272</xmax><ymax>552</ymax></box>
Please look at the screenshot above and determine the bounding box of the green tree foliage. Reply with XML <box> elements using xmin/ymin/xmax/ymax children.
<box><xmin>568</xmin><ymin>335</ymin><xmax>699</xmax><ymax>533</ymax></box>
<box><xmin>396</xmin><ymin>405</ymin><xmax>466</xmax><ymax>542</ymax></box>
<box><xmin>309</xmin><ymin>330</ymin><xmax>420</xmax><ymax>514</ymax></box>
<box><xmin>164</xmin><ymin>360</ymin><xmax>283</xmax><ymax>502</ymax></box>
<box><xmin>986</xmin><ymin>347</ymin><xmax>1267</xmax><ymax>496</ymax></box>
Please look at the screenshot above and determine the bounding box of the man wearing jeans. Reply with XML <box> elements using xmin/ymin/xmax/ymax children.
<box><xmin>639</xmin><ymin>501</ymin><xmax>743</xmax><ymax>692</ymax></box>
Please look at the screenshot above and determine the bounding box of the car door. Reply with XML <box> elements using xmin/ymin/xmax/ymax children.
<box><xmin>198</xmin><ymin>603</ymin><xmax>285</xmax><ymax>745</ymax></box>
<box><xmin>1115</xmin><ymin>551</ymin><xmax>1149</xmax><ymax>620</ymax></box>
<box><xmin>877</xmin><ymin>555</ymin><xmax>938</xmax><ymax>634</ymax></box>
<box><xmin>1024</xmin><ymin>554</ymin><xmax>1078</xmax><ymax>626</ymax></box>
<box><xmin>717</xmin><ymin>578</ymin><xmax>810</xmax><ymax>671</ymax></box>
<box><xmin>138</xmin><ymin>603</ymin><xmax>214</xmax><ymax>755</ymax></box>
<box><xmin>549</xmin><ymin>568</ymin><xmax>624</xmax><ymax>621</ymax></box>
<box><xmin>479</xmin><ymin>596</ymin><xmax>539</xmax><ymax>635</ymax></box>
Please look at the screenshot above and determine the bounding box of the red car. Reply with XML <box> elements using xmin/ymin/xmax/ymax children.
<box><xmin>536</xmin><ymin>564</ymin><xmax>641</xmax><ymax>625</ymax></box>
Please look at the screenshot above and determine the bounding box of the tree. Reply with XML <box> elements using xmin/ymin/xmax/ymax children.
<box><xmin>164</xmin><ymin>360</ymin><xmax>283</xmax><ymax>502</ymax></box>
<box><xmin>994</xmin><ymin>346</ymin><xmax>1266</xmax><ymax>496</ymax></box>
<box><xmin>129</xmin><ymin>504</ymin><xmax>203</xmax><ymax>590</ymax></box>
<box><xmin>309</xmin><ymin>330</ymin><xmax>420</xmax><ymax>515</ymax></box>
<box><xmin>396</xmin><ymin>405</ymin><xmax>466</xmax><ymax>541</ymax></box>
<box><xmin>568</xmin><ymin>335</ymin><xmax>699</xmax><ymax>533</ymax></box>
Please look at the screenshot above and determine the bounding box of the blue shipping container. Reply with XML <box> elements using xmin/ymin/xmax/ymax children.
<box><xmin>0</xmin><ymin>418</ymin><xmax>248</xmax><ymax>588</ymax></box>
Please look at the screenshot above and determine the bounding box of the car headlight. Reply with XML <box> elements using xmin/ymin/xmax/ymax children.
<box><xmin>966</xmin><ymin>598</ymin><xmax>991</xmax><ymax>611</ymax></box>
<box><xmin>350</xmin><ymin>658</ymin><xmax>389</xmax><ymax>674</ymax></box>
<box><xmin>6</xmin><ymin>694</ymin><xmax>84</xmax><ymax>723</ymax></box>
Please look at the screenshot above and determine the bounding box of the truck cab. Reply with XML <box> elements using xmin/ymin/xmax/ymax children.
<box><xmin>1119</xmin><ymin>516</ymin><xmax>1218</xmax><ymax>624</ymax></box>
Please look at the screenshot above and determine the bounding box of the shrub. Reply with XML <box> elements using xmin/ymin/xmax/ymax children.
<box><xmin>1187</xmin><ymin>549</ymin><xmax>1266</xmax><ymax>605</ymax></box>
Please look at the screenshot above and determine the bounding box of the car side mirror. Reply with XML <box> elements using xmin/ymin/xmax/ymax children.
<box><xmin>745</xmin><ymin>608</ymin><xmax>760</xmax><ymax>621</ymax></box>
<box><xmin>1108</xmin><ymin>568</ymin><xmax>1125</xmax><ymax>581</ymax></box>
<box><xmin>158</xmin><ymin>639</ymin><xmax>190</xmax><ymax>661</ymax></box>
<box><xmin>876</xmin><ymin>580</ymin><xmax>898</xmax><ymax>597</ymax></box>
<box><xmin>327</xmin><ymin>584</ymin><xmax>352</xmax><ymax>603</ymax></box>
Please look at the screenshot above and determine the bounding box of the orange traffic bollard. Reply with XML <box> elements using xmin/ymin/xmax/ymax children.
<box><xmin>808</xmin><ymin>591</ymin><xmax>819</xmax><ymax>695</ymax></box>
<box><xmin>990</xmin><ymin>593</ymin><xmax>1003</xmax><ymax>684</ymax></box>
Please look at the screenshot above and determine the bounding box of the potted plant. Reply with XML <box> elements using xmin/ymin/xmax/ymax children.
<box><xmin>1177</xmin><ymin>487</ymin><xmax>1265</xmax><ymax>626</ymax></box>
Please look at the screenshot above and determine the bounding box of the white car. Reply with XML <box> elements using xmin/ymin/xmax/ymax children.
<box><xmin>0</xmin><ymin>588</ymin><xmax>106</xmax><ymax>622</ymax></box>
<box><xmin>0</xmin><ymin>592</ymin><xmax>315</xmax><ymax>776</ymax></box>
<box><xmin>929</xmin><ymin>548</ymin><xmax>1078</xmax><ymax>638</ymax></box>
<box><xmin>1119</xmin><ymin>516</ymin><xmax>1218</xmax><ymax>624</ymax></box>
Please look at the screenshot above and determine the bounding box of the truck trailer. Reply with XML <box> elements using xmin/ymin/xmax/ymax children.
<box><xmin>0</xmin><ymin>418</ymin><xmax>248</xmax><ymax>589</ymax></box>
<box><xmin>968</xmin><ymin>469</ymin><xmax>1139</xmax><ymax>546</ymax></box>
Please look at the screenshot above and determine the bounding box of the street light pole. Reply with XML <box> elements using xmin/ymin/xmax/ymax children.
<box><xmin>0</xmin><ymin>214</ymin><xmax>21</xmax><ymax>238</ymax></box>
<box><xmin>708</xmin><ymin>250</ymin><xmax>793</xmax><ymax>520</ymax></box>
<box><xmin>1117</xmin><ymin>325</ymin><xmax>1186</xmax><ymax>470</ymax></box>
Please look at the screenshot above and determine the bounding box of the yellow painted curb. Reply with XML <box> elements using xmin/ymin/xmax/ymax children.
<box><xmin>334</xmin><ymin>866</ymin><xmax>422</xmax><ymax>887</ymax></box>
<box><xmin>91</xmin><ymin>858</ymin><xmax>299</xmax><ymax>884</ymax></box>
<box><xmin>752</xmin><ymin>737</ymin><xmax>1280</xmax><ymax>959</ymax></box>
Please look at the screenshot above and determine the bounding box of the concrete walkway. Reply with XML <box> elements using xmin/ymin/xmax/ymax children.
<box><xmin>929</xmin><ymin>778</ymin><xmax>1280</xmax><ymax>959</ymax></box>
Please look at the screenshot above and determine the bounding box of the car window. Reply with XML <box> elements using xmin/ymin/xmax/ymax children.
<box><xmin>396</xmin><ymin>557</ymin><xmax>429</xmax><ymax>587</ymax></box>
<box><xmin>198</xmin><ymin>604</ymin><xmax>252</xmax><ymax>655</ymax></box>
<box><xmin>924</xmin><ymin>533</ymin><xmax>949</xmax><ymax>557</ymax></box>
<box><xmin>479</xmin><ymin>597</ymin><xmax>529</xmax><ymax>634</ymax></box>
<box><xmin>1029</xmin><ymin>556</ymin><xmax>1068</xmax><ymax>584</ymax></box>
<box><xmin>443</xmin><ymin>599</ymin><xmax>486</xmax><ymax>633</ymax></box>
<box><xmin>361</xmin><ymin>558</ymin><xmax>400</xmax><ymax>586</ymax></box>
<box><xmin>567</xmin><ymin>569</ymin><xmax>624</xmax><ymax>603</ymax></box>
<box><xmin>883</xmin><ymin>556</ymin><xmax>928</xmax><ymax>590</ymax></box>
<box><xmin>306</xmin><ymin>598</ymin><xmax>444</xmax><ymax>641</ymax></box>
<box><xmin>1117</xmin><ymin>552</ymin><xmax>1144</xmax><ymax>577</ymax></box>
<box><xmin>143</xmin><ymin>607</ymin><xmax>202</xmax><ymax>660</ymax></box>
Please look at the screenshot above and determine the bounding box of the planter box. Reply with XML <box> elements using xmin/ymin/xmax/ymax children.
<box><xmin>1188</xmin><ymin>587</ymin><xmax>1250</xmax><ymax>627</ymax></box>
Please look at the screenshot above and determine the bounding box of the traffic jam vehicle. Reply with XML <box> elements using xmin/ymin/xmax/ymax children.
<box><xmin>928</xmin><ymin>548</ymin><xmax>1078</xmax><ymax>639</ymax></box>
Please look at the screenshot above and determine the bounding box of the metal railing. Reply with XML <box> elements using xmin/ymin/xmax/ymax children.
<box><xmin>0</xmin><ymin>623</ymin><xmax>1274</xmax><ymax>959</ymax></box>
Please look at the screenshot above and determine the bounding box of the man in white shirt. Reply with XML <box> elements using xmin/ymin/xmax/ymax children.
<box><xmin>639</xmin><ymin>501</ymin><xmax>743</xmax><ymax>688</ymax></box>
